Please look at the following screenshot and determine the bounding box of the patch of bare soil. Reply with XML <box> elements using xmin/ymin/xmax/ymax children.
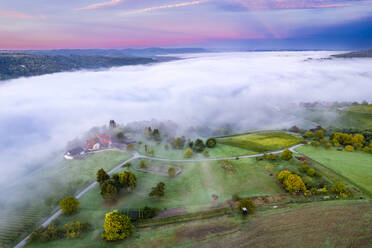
<box><xmin>175</xmin><ymin>222</ymin><xmax>237</xmax><ymax>242</ymax></box>
<box><xmin>157</xmin><ymin>207</ymin><xmax>187</xmax><ymax>217</ymax></box>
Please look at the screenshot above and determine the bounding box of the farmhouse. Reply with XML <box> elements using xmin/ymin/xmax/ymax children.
<box><xmin>64</xmin><ymin>147</ymin><xmax>85</xmax><ymax>160</ymax></box>
<box><xmin>85</xmin><ymin>139</ymin><xmax>100</xmax><ymax>151</ymax></box>
<box><xmin>85</xmin><ymin>134</ymin><xmax>112</xmax><ymax>151</ymax></box>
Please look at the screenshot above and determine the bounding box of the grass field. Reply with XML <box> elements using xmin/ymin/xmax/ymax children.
<box><xmin>26</xmin><ymin>201</ymin><xmax>372</xmax><ymax>248</ymax></box>
<box><xmin>137</xmin><ymin>141</ymin><xmax>257</xmax><ymax>160</ymax></box>
<box><xmin>217</xmin><ymin>132</ymin><xmax>301</xmax><ymax>152</ymax></box>
<box><xmin>295</xmin><ymin>145</ymin><xmax>372</xmax><ymax>195</ymax></box>
<box><xmin>25</xmin><ymin>157</ymin><xmax>284</xmax><ymax>248</ymax></box>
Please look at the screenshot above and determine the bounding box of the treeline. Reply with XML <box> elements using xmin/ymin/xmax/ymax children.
<box><xmin>0</xmin><ymin>53</ymin><xmax>155</xmax><ymax>80</ymax></box>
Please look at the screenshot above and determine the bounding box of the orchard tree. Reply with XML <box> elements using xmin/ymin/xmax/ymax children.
<box><xmin>206</xmin><ymin>138</ymin><xmax>217</xmax><ymax>148</ymax></box>
<box><xmin>100</xmin><ymin>181</ymin><xmax>118</xmax><ymax>200</ymax></box>
<box><xmin>97</xmin><ymin>168</ymin><xmax>110</xmax><ymax>185</ymax></box>
<box><xmin>184</xmin><ymin>148</ymin><xmax>193</xmax><ymax>158</ymax></box>
<box><xmin>149</xmin><ymin>182</ymin><xmax>165</xmax><ymax>197</ymax></box>
<box><xmin>281</xmin><ymin>149</ymin><xmax>293</xmax><ymax>161</ymax></box>
<box><xmin>102</xmin><ymin>210</ymin><xmax>134</xmax><ymax>241</ymax></box>
<box><xmin>59</xmin><ymin>197</ymin><xmax>79</xmax><ymax>215</ymax></box>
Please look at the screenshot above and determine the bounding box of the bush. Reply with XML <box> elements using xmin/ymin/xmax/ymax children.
<box><xmin>281</xmin><ymin>149</ymin><xmax>293</xmax><ymax>161</ymax></box>
<box><xmin>345</xmin><ymin>145</ymin><xmax>354</xmax><ymax>152</ymax></box>
<box><xmin>126</xmin><ymin>143</ymin><xmax>134</xmax><ymax>151</ymax></box>
<box><xmin>168</xmin><ymin>167</ymin><xmax>176</xmax><ymax>177</ymax></box>
<box><xmin>237</xmin><ymin>198</ymin><xmax>255</xmax><ymax>215</ymax></box>
<box><xmin>299</xmin><ymin>164</ymin><xmax>310</xmax><ymax>173</ymax></box>
<box><xmin>184</xmin><ymin>148</ymin><xmax>193</xmax><ymax>158</ymax></box>
<box><xmin>203</xmin><ymin>150</ymin><xmax>210</xmax><ymax>157</ymax></box>
<box><xmin>59</xmin><ymin>197</ymin><xmax>79</xmax><ymax>215</ymax></box>
<box><xmin>124</xmin><ymin>162</ymin><xmax>132</xmax><ymax>168</ymax></box>
<box><xmin>306</xmin><ymin>168</ymin><xmax>316</xmax><ymax>177</ymax></box>
<box><xmin>142</xmin><ymin>206</ymin><xmax>159</xmax><ymax>219</ymax></box>
<box><xmin>324</xmin><ymin>143</ymin><xmax>332</xmax><ymax>149</ymax></box>
<box><xmin>311</xmin><ymin>141</ymin><xmax>320</xmax><ymax>147</ymax></box>
<box><xmin>140</xmin><ymin>160</ymin><xmax>147</xmax><ymax>168</ymax></box>
<box><xmin>283</xmin><ymin>174</ymin><xmax>306</xmax><ymax>192</ymax></box>
<box><xmin>265</xmin><ymin>153</ymin><xmax>279</xmax><ymax>161</ymax></box>
<box><xmin>363</xmin><ymin>146</ymin><xmax>370</xmax><ymax>153</ymax></box>
<box><xmin>64</xmin><ymin>222</ymin><xmax>91</xmax><ymax>239</ymax></box>
<box><xmin>277</xmin><ymin>170</ymin><xmax>292</xmax><ymax>183</ymax></box>
<box><xmin>303</xmin><ymin>176</ymin><xmax>313</xmax><ymax>187</ymax></box>
<box><xmin>149</xmin><ymin>182</ymin><xmax>165</xmax><ymax>197</ymax></box>
<box><xmin>193</xmin><ymin>139</ymin><xmax>206</xmax><ymax>153</ymax></box>
<box><xmin>206</xmin><ymin>138</ymin><xmax>217</xmax><ymax>148</ymax></box>
<box><xmin>330</xmin><ymin>182</ymin><xmax>347</xmax><ymax>194</ymax></box>
<box><xmin>305</xmin><ymin>131</ymin><xmax>313</xmax><ymax>138</ymax></box>
<box><xmin>102</xmin><ymin>210</ymin><xmax>134</xmax><ymax>241</ymax></box>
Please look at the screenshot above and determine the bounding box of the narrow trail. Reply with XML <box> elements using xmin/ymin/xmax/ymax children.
<box><xmin>14</xmin><ymin>144</ymin><xmax>303</xmax><ymax>248</ymax></box>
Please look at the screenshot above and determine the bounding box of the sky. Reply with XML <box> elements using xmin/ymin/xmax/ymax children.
<box><xmin>0</xmin><ymin>0</ymin><xmax>372</xmax><ymax>49</ymax></box>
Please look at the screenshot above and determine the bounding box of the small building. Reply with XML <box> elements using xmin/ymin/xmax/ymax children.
<box><xmin>86</xmin><ymin>139</ymin><xmax>100</xmax><ymax>151</ymax></box>
<box><xmin>95</xmin><ymin>134</ymin><xmax>112</xmax><ymax>148</ymax></box>
<box><xmin>64</xmin><ymin>147</ymin><xmax>85</xmax><ymax>160</ymax></box>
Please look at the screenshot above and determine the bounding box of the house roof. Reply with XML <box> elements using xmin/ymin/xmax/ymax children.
<box><xmin>68</xmin><ymin>147</ymin><xmax>84</xmax><ymax>156</ymax></box>
<box><xmin>85</xmin><ymin>139</ymin><xmax>97</xmax><ymax>149</ymax></box>
<box><xmin>95</xmin><ymin>134</ymin><xmax>111</xmax><ymax>145</ymax></box>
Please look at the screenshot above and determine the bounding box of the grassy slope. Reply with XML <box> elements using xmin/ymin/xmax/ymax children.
<box><xmin>296</xmin><ymin>145</ymin><xmax>372</xmax><ymax>194</ymax></box>
<box><xmin>217</xmin><ymin>132</ymin><xmax>301</xmax><ymax>152</ymax></box>
<box><xmin>137</xmin><ymin>141</ymin><xmax>256</xmax><ymax>160</ymax></box>
<box><xmin>26</xmin><ymin>158</ymin><xmax>283</xmax><ymax>248</ymax></box>
<box><xmin>27</xmin><ymin>201</ymin><xmax>372</xmax><ymax>248</ymax></box>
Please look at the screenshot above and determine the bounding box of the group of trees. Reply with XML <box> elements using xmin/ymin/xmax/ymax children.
<box><xmin>28</xmin><ymin>221</ymin><xmax>91</xmax><ymax>243</ymax></box>
<box><xmin>171</xmin><ymin>136</ymin><xmax>186</xmax><ymax>149</ymax></box>
<box><xmin>144</xmin><ymin>127</ymin><xmax>161</xmax><ymax>141</ymax></box>
<box><xmin>331</xmin><ymin>132</ymin><xmax>365</xmax><ymax>149</ymax></box>
<box><xmin>277</xmin><ymin>170</ymin><xmax>307</xmax><ymax>193</ymax></box>
<box><xmin>97</xmin><ymin>168</ymin><xmax>137</xmax><ymax>200</ymax></box>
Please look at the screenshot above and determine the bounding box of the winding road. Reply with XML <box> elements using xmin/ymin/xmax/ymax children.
<box><xmin>14</xmin><ymin>143</ymin><xmax>303</xmax><ymax>248</ymax></box>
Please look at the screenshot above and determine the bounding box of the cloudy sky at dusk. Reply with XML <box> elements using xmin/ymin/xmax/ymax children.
<box><xmin>0</xmin><ymin>0</ymin><xmax>371</xmax><ymax>49</ymax></box>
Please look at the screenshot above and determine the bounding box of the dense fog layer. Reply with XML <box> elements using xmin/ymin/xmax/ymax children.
<box><xmin>1</xmin><ymin>51</ymin><xmax>372</xmax><ymax>189</ymax></box>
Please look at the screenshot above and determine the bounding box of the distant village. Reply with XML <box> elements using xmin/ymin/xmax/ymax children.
<box><xmin>64</xmin><ymin>120</ymin><xmax>136</xmax><ymax>160</ymax></box>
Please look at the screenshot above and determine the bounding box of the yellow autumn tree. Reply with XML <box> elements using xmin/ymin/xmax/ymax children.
<box><xmin>283</xmin><ymin>174</ymin><xmax>307</xmax><ymax>192</ymax></box>
<box><xmin>102</xmin><ymin>210</ymin><xmax>134</xmax><ymax>241</ymax></box>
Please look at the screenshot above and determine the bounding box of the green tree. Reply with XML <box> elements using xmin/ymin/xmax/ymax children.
<box><xmin>184</xmin><ymin>148</ymin><xmax>193</xmax><ymax>158</ymax></box>
<box><xmin>97</xmin><ymin>168</ymin><xmax>110</xmax><ymax>185</ymax></box>
<box><xmin>281</xmin><ymin>149</ymin><xmax>293</xmax><ymax>161</ymax></box>
<box><xmin>172</xmin><ymin>137</ymin><xmax>185</xmax><ymax>149</ymax></box>
<box><xmin>140</xmin><ymin>160</ymin><xmax>147</xmax><ymax>168</ymax></box>
<box><xmin>315</xmin><ymin>130</ymin><xmax>324</xmax><ymax>140</ymax></box>
<box><xmin>100</xmin><ymin>181</ymin><xmax>118</xmax><ymax>200</ymax></box>
<box><xmin>168</xmin><ymin>167</ymin><xmax>176</xmax><ymax>177</ymax></box>
<box><xmin>152</xmin><ymin>128</ymin><xmax>161</xmax><ymax>141</ymax></box>
<box><xmin>203</xmin><ymin>150</ymin><xmax>210</xmax><ymax>157</ymax></box>
<box><xmin>193</xmin><ymin>139</ymin><xmax>205</xmax><ymax>153</ymax></box>
<box><xmin>149</xmin><ymin>182</ymin><xmax>165</xmax><ymax>197</ymax></box>
<box><xmin>63</xmin><ymin>222</ymin><xmax>91</xmax><ymax>239</ymax></box>
<box><xmin>237</xmin><ymin>198</ymin><xmax>255</xmax><ymax>215</ymax></box>
<box><xmin>59</xmin><ymin>197</ymin><xmax>79</xmax><ymax>215</ymax></box>
<box><xmin>119</xmin><ymin>171</ymin><xmax>137</xmax><ymax>190</ymax></box>
<box><xmin>102</xmin><ymin>210</ymin><xmax>134</xmax><ymax>241</ymax></box>
<box><xmin>305</xmin><ymin>131</ymin><xmax>313</xmax><ymax>138</ymax></box>
<box><xmin>206</xmin><ymin>138</ymin><xmax>217</xmax><ymax>148</ymax></box>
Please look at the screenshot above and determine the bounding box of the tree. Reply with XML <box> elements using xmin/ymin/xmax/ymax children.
<box><xmin>100</xmin><ymin>181</ymin><xmax>118</xmax><ymax>200</ymax></box>
<box><xmin>126</xmin><ymin>143</ymin><xmax>134</xmax><ymax>151</ymax></box>
<box><xmin>283</xmin><ymin>174</ymin><xmax>306</xmax><ymax>192</ymax></box>
<box><xmin>168</xmin><ymin>167</ymin><xmax>176</xmax><ymax>177</ymax></box>
<box><xmin>102</xmin><ymin>210</ymin><xmax>134</xmax><ymax>241</ymax></box>
<box><xmin>203</xmin><ymin>150</ymin><xmax>210</xmax><ymax>157</ymax></box>
<box><xmin>281</xmin><ymin>149</ymin><xmax>293</xmax><ymax>161</ymax></box>
<box><xmin>330</xmin><ymin>182</ymin><xmax>347</xmax><ymax>194</ymax></box>
<box><xmin>345</xmin><ymin>145</ymin><xmax>354</xmax><ymax>152</ymax></box>
<box><xmin>109</xmin><ymin>120</ymin><xmax>117</xmax><ymax>129</ymax></box>
<box><xmin>315</xmin><ymin>130</ymin><xmax>324</xmax><ymax>140</ymax></box>
<box><xmin>60</xmin><ymin>197</ymin><xmax>79</xmax><ymax>215</ymax></box>
<box><xmin>351</xmin><ymin>134</ymin><xmax>365</xmax><ymax>149</ymax></box>
<box><xmin>116</xmin><ymin>132</ymin><xmax>125</xmax><ymax>142</ymax></box>
<box><xmin>140</xmin><ymin>160</ymin><xmax>147</xmax><ymax>168</ymax></box>
<box><xmin>184</xmin><ymin>148</ymin><xmax>193</xmax><ymax>158</ymax></box>
<box><xmin>237</xmin><ymin>198</ymin><xmax>255</xmax><ymax>215</ymax></box>
<box><xmin>152</xmin><ymin>128</ymin><xmax>161</xmax><ymax>141</ymax></box>
<box><xmin>172</xmin><ymin>137</ymin><xmax>185</xmax><ymax>149</ymax></box>
<box><xmin>149</xmin><ymin>182</ymin><xmax>165</xmax><ymax>197</ymax></box>
<box><xmin>305</xmin><ymin>131</ymin><xmax>313</xmax><ymax>138</ymax></box>
<box><xmin>64</xmin><ymin>222</ymin><xmax>91</xmax><ymax>238</ymax></box>
<box><xmin>206</xmin><ymin>138</ymin><xmax>217</xmax><ymax>148</ymax></box>
<box><xmin>119</xmin><ymin>171</ymin><xmax>137</xmax><ymax>190</ymax></box>
<box><xmin>277</xmin><ymin>170</ymin><xmax>292</xmax><ymax>183</ymax></box>
<box><xmin>193</xmin><ymin>139</ymin><xmax>205</xmax><ymax>153</ymax></box>
<box><xmin>97</xmin><ymin>168</ymin><xmax>110</xmax><ymax>185</ymax></box>
<box><xmin>142</xmin><ymin>206</ymin><xmax>159</xmax><ymax>219</ymax></box>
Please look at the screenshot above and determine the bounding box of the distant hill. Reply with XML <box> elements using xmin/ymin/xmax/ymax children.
<box><xmin>331</xmin><ymin>49</ymin><xmax>372</xmax><ymax>58</ymax></box>
<box><xmin>5</xmin><ymin>47</ymin><xmax>208</xmax><ymax>57</ymax></box>
<box><xmin>0</xmin><ymin>53</ymin><xmax>157</xmax><ymax>81</ymax></box>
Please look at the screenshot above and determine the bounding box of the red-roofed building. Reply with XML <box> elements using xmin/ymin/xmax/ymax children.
<box><xmin>86</xmin><ymin>139</ymin><xmax>100</xmax><ymax>151</ymax></box>
<box><xmin>95</xmin><ymin>134</ymin><xmax>112</xmax><ymax>147</ymax></box>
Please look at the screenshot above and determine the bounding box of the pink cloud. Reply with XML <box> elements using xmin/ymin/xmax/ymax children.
<box><xmin>0</xmin><ymin>11</ymin><xmax>32</xmax><ymax>19</ymax></box>
<box><xmin>75</xmin><ymin>0</ymin><xmax>125</xmax><ymax>11</ymax></box>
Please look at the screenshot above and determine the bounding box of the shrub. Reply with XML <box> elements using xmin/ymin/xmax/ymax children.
<box><xmin>264</xmin><ymin>165</ymin><xmax>272</xmax><ymax>171</ymax></box>
<box><xmin>102</xmin><ymin>210</ymin><xmax>134</xmax><ymax>241</ymax></box>
<box><xmin>206</xmin><ymin>138</ymin><xmax>217</xmax><ymax>148</ymax></box>
<box><xmin>125</xmin><ymin>162</ymin><xmax>132</xmax><ymax>168</ymax></box>
<box><xmin>237</xmin><ymin>198</ymin><xmax>255</xmax><ymax>215</ymax></box>
<box><xmin>265</xmin><ymin>153</ymin><xmax>279</xmax><ymax>161</ymax></box>
<box><xmin>64</xmin><ymin>222</ymin><xmax>91</xmax><ymax>239</ymax></box>
<box><xmin>306</xmin><ymin>168</ymin><xmax>316</xmax><ymax>177</ymax></box>
<box><xmin>324</xmin><ymin>143</ymin><xmax>332</xmax><ymax>149</ymax></box>
<box><xmin>330</xmin><ymin>182</ymin><xmax>347</xmax><ymax>194</ymax></box>
<box><xmin>126</xmin><ymin>143</ymin><xmax>134</xmax><ymax>151</ymax></box>
<box><xmin>28</xmin><ymin>225</ymin><xmax>62</xmax><ymax>243</ymax></box>
<box><xmin>203</xmin><ymin>150</ymin><xmax>210</xmax><ymax>157</ymax></box>
<box><xmin>311</xmin><ymin>141</ymin><xmax>320</xmax><ymax>147</ymax></box>
<box><xmin>277</xmin><ymin>170</ymin><xmax>292</xmax><ymax>183</ymax></box>
<box><xmin>303</xmin><ymin>176</ymin><xmax>313</xmax><ymax>187</ymax></box>
<box><xmin>142</xmin><ymin>206</ymin><xmax>159</xmax><ymax>219</ymax></box>
<box><xmin>168</xmin><ymin>167</ymin><xmax>176</xmax><ymax>177</ymax></box>
<box><xmin>305</xmin><ymin>131</ymin><xmax>313</xmax><ymax>138</ymax></box>
<box><xmin>193</xmin><ymin>139</ymin><xmax>206</xmax><ymax>153</ymax></box>
<box><xmin>363</xmin><ymin>146</ymin><xmax>370</xmax><ymax>153</ymax></box>
<box><xmin>283</xmin><ymin>174</ymin><xmax>307</xmax><ymax>192</ymax></box>
<box><xmin>184</xmin><ymin>148</ymin><xmax>193</xmax><ymax>158</ymax></box>
<box><xmin>59</xmin><ymin>197</ymin><xmax>79</xmax><ymax>215</ymax></box>
<box><xmin>140</xmin><ymin>160</ymin><xmax>147</xmax><ymax>168</ymax></box>
<box><xmin>345</xmin><ymin>145</ymin><xmax>354</xmax><ymax>152</ymax></box>
<box><xmin>164</xmin><ymin>144</ymin><xmax>169</xmax><ymax>150</ymax></box>
<box><xmin>147</xmin><ymin>149</ymin><xmax>153</xmax><ymax>155</ymax></box>
<box><xmin>281</xmin><ymin>149</ymin><xmax>293</xmax><ymax>161</ymax></box>
<box><xmin>299</xmin><ymin>164</ymin><xmax>310</xmax><ymax>173</ymax></box>
<box><xmin>149</xmin><ymin>182</ymin><xmax>165</xmax><ymax>197</ymax></box>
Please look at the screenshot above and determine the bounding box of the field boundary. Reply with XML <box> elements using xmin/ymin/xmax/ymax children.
<box><xmin>136</xmin><ymin>208</ymin><xmax>232</xmax><ymax>228</ymax></box>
